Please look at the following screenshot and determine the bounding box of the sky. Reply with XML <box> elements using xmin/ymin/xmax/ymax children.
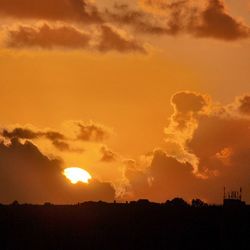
<box><xmin>0</xmin><ymin>0</ymin><xmax>250</xmax><ymax>204</ymax></box>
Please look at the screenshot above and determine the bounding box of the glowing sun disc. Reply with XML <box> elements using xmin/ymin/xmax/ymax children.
<box><xmin>63</xmin><ymin>167</ymin><xmax>92</xmax><ymax>184</ymax></box>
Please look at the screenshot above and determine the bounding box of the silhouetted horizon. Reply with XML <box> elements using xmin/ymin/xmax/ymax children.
<box><xmin>1</xmin><ymin>196</ymin><xmax>248</xmax><ymax>206</ymax></box>
<box><xmin>1</xmin><ymin>196</ymin><xmax>250</xmax><ymax>250</ymax></box>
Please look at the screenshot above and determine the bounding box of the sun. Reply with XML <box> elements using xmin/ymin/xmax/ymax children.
<box><xmin>63</xmin><ymin>167</ymin><xmax>92</xmax><ymax>184</ymax></box>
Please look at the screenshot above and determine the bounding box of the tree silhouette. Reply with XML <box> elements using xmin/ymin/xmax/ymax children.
<box><xmin>166</xmin><ymin>198</ymin><xmax>189</xmax><ymax>207</ymax></box>
<box><xmin>192</xmin><ymin>199</ymin><xmax>208</xmax><ymax>208</ymax></box>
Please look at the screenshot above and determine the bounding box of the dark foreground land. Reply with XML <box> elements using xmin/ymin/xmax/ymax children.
<box><xmin>1</xmin><ymin>200</ymin><xmax>250</xmax><ymax>250</ymax></box>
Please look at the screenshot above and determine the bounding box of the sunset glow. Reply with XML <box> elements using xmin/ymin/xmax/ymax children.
<box><xmin>63</xmin><ymin>168</ymin><xmax>92</xmax><ymax>184</ymax></box>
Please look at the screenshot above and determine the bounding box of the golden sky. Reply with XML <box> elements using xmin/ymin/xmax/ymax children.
<box><xmin>0</xmin><ymin>0</ymin><xmax>250</xmax><ymax>204</ymax></box>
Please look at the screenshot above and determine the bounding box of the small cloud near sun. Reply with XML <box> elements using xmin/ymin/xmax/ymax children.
<box><xmin>63</xmin><ymin>167</ymin><xmax>92</xmax><ymax>184</ymax></box>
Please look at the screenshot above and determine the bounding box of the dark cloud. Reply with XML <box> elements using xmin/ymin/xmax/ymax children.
<box><xmin>124</xmin><ymin>91</ymin><xmax>250</xmax><ymax>204</ymax></box>
<box><xmin>7</xmin><ymin>24</ymin><xmax>91</xmax><ymax>49</ymax></box>
<box><xmin>1</xmin><ymin>126</ymin><xmax>71</xmax><ymax>152</ymax></box>
<box><xmin>5</xmin><ymin>23</ymin><xmax>146</xmax><ymax>53</ymax></box>
<box><xmin>0</xmin><ymin>138</ymin><xmax>115</xmax><ymax>204</ymax></box>
<box><xmin>166</xmin><ymin>91</ymin><xmax>250</xmax><ymax>182</ymax></box>
<box><xmin>125</xmin><ymin>150</ymin><xmax>206</xmax><ymax>202</ymax></box>
<box><xmin>171</xmin><ymin>91</ymin><xmax>209</xmax><ymax>114</ymax></box>
<box><xmin>148</xmin><ymin>150</ymin><xmax>204</xmax><ymax>201</ymax></box>
<box><xmin>77</xmin><ymin>122</ymin><xmax>110</xmax><ymax>142</ymax></box>
<box><xmin>193</xmin><ymin>0</ymin><xmax>250</xmax><ymax>40</ymax></box>
<box><xmin>1</xmin><ymin>122</ymin><xmax>113</xmax><ymax>152</ymax></box>
<box><xmin>44</xmin><ymin>131</ymin><xmax>65</xmax><ymax>141</ymax></box>
<box><xmin>238</xmin><ymin>95</ymin><xmax>250</xmax><ymax>115</ymax></box>
<box><xmin>126</xmin><ymin>137</ymin><xmax>250</xmax><ymax>204</ymax></box>
<box><xmin>186</xmin><ymin>113</ymin><xmax>250</xmax><ymax>203</ymax></box>
<box><xmin>100</xmin><ymin>146</ymin><xmax>117</xmax><ymax>162</ymax></box>
<box><xmin>125</xmin><ymin>159</ymin><xmax>151</xmax><ymax>199</ymax></box>
<box><xmin>188</xmin><ymin>115</ymin><xmax>250</xmax><ymax>176</ymax></box>
<box><xmin>44</xmin><ymin>131</ymin><xmax>73</xmax><ymax>152</ymax></box>
<box><xmin>0</xmin><ymin>0</ymin><xmax>147</xmax><ymax>53</ymax></box>
<box><xmin>97</xmin><ymin>25</ymin><xmax>146</xmax><ymax>53</ymax></box>
<box><xmin>51</xmin><ymin>140</ymin><xmax>71</xmax><ymax>152</ymax></box>
<box><xmin>2</xmin><ymin>91</ymin><xmax>250</xmax><ymax>204</ymax></box>
<box><xmin>1</xmin><ymin>0</ymin><xmax>247</xmax><ymax>54</ymax></box>
<box><xmin>118</xmin><ymin>0</ymin><xmax>250</xmax><ymax>40</ymax></box>
<box><xmin>106</xmin><ymin>3</ymin><xmax>168</xmax><ymax>35</ymax></box>
<box><xmin>2</xmin><ymin>127</ymin><xmax>41</xmax><ymax>139</ymax></box>
<box><xmin>0</xmin><ymin>0</ymin><xmax>102</xmax><ymax>23</ymax></box>
<box><xmin>165</xmin><ymin>91</ymin><xmax>209</xmax><ymax>147</ymax></box>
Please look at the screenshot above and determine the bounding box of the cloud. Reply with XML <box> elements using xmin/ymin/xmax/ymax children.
<box><xmin>50</xmin><ymin>139</ymin><xmax>71</xmax><ymax>152</ymax></box>
<box><xmin>171</xmin><ymin>91</ymin><xmax>209</xmax><ymax>114</ymax></box>
<box><xmin>2</xmin><ymin>93</ymin><xmax>250</xmax><ymax>204</ymax></box>
<box><xmin>1</xmin><ymin>126</ymin><xmax>71</xmax><ymax>152</ymax></box>
<box><xmin>0</xmin><ymin>121</ymin><xmax>114</xmax><ymax>152</ymax></box>
<box><xmin>165</xmin><ymin>91</ymin><xmax>250</xmax><ymax>180</ymax></box>
<box><xmin>185</xmin><ymin>111</ymin><xmax>250</xmax><ymax>203</ymax></box>
<box><xmin>135</xmin><ymin>0</ymin><xmax>250</xmax><ymax>40</ymax></box>
<box><xmin>238</xmin><ymin>95</ymin><xmax>250</xmax><ymax>115</ymax></box>
<box><xmin>0</xmin><ymin>0</ymin><xmax>102</xmax><ymax>23</ymax></box>
<box><xmin>6</xmin><ymin>24</ymin><xmax>91</xmax><ymax>49</ymax></box>
<box><xmin>2</xmin><ymin>127</ymin><xmax>40</xmax><ymax>139</ymax></box>
<box><xmin>4</xmin><ymin>23</ymin><xmax>147</xmax><ymax>53</ymax></box>
<box><xmin>192</xmin><ymin>0</ymin><xmax>250</xmax><ymax>40</ymax></box>
<box><xmin>1</xmin><ymin>0</ymin><xmax>248</xmax><ymax>54</ymax></box>
<box><xmin>169</xmin><ymin>91</ymin><xmax>250</xmax><ymax>201</ymax></box>
<box><xmin>0</xmin><ymin>0</ymin><xmax>147</xmax><ymax>53</ymax></box>
<box><xmin>169</xmin><ymin>91</ymin><xmax>210</xmax><ymax>133</ymax></box>
<box><xmin>124</xmin><ymin>149</ymin><xmax>206</xmax><ymax>202</ymax></box>
<box><xmin>106</xmin><ymin>3</ymin><xmax>168</xmax><ymax>35</ymax></box>
<box><xmin>100</xmin><ymin>146</ymin><xmax>117</xmax><ymax>162</ymax></box>
<box><xmin>188</xmin><ymin>114</ymin><xmax>250</xmax><ymax>175</ymax></box>
<box><xmin>0</xmin><ymin>138</ymin><xmax>115</xmax><ymax>204</ymax></box>
<box><xmin>124</xmin><ymin>159</ymin><xmax>151</xmax><ymax>199</ymax></box>
<box><xmin>147</xmin><ymin>150</ymin><xmax>204</xmax><ymax>200</ymax></box>
<box><xmin>123</xmin><ymin>91</ymin><xmax>250</xmax><ymax>204</ymax></box>
<box><xmin>76</xmin><ymin>121</ymin><xmax>111</xmax><ymax>142</ymax></box>
<box><xmin>97</xmin><ymin>24</ymin><xmax>147</xmax><ymax>53</ymax></box>
<box><xmin>164</xmin><ymin>91</ymin><xmax>210</xmax><ymax>172</ymax></box>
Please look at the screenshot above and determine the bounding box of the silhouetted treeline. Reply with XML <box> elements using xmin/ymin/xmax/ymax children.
<box><xmin>0</xmin><ymin>198</ymin><xmax>250</xmax><ymax>250</ymax></box>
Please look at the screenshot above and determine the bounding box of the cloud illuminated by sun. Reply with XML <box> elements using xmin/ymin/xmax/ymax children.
<box><xmin>63</xmin><ymin>167</ymin><xmax>92</xmax><ymax>184</ymax></box>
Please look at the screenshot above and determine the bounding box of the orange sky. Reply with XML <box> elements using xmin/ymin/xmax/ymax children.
<box><xmin>0</xmin><ymin>0</ymin><xmax>250</xmax><ymax>204</ymax></box>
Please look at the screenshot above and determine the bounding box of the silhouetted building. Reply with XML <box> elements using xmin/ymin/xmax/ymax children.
<box><xmin>223</xmin><ymin>187</ymin><xmax>246</xmax><ymax>208</ymax></box>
